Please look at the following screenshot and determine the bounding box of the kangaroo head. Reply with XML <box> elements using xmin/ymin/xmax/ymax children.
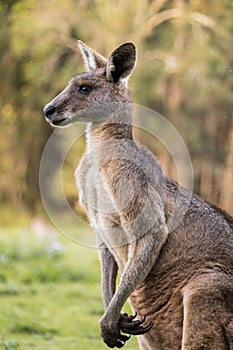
<box><xmin>44</xmin><ymin>41</ymin><xmax>136</xmax><ymax>127</ymax></box>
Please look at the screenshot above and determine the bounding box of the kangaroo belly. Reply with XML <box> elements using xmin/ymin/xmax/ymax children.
<box><xmin>130</xmin><ymin>281</ymin><xmax>183</xmax><ymax>350</ymax></box>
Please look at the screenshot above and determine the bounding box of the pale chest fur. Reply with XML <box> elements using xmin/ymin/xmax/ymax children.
<box><xmin>75</xmin><ymin>150</ymin><xmax>129</xmax><ymax>268</ymax></box>
<box><xmin>75</xmin><ymin>151</ymin><xmax>104</xmax><ymax>227</ymax></box>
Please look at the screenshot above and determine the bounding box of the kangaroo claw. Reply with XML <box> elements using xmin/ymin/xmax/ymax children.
<box><xmin>119</xmin><ymin>313</ymin><xmax>153</xmax><ymax>335</ymax></box>
<box><xmin>127</xmin><ymin>321</ymin><xmax>153</xmax><ymax>335</ymax></box>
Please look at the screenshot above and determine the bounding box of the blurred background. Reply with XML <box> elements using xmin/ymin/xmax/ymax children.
<box><xmin>1</xmin><ymin>0</ymin><xmax>232</xmax><ymax>222</ymax></box>
<box><xmin>0</xmin><ymin>0</ymin><xmax>232</xmax><ymax>349</ymax></box>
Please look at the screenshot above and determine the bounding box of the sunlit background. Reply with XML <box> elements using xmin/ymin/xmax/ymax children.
<box><xmin>0</xmin><ymin>1</ymin><xmax>232</xmax><ymax>349</ymax></box>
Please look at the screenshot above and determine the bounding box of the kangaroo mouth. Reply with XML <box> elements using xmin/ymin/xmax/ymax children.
<box><xmin>51</xmin><ymin>118</ymin><xmax>69</xmax><ymax>127</ymax></box>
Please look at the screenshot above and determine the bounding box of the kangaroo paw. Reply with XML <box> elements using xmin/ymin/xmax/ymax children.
<box><xmin>119</xmin><ymin>313</ymin><xmax>153</xmax><ymax>335</ymax></box>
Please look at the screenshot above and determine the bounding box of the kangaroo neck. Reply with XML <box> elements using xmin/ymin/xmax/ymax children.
<box><xmin>85</xmin><ymin>109</ymin><xmax>133</xmax><ymax>150</ymax></box>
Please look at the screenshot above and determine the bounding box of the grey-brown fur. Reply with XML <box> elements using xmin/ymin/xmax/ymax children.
<box><xmin>44</xmin><ymin>41</ymin><xmax>233</xmax><ymax>350</ymax></box>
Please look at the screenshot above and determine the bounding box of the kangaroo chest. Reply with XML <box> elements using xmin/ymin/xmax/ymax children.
<box><xmin>75</xmin><ymin>151</ymin><xmax>122</xmax><ymax>241</ymax></box>
<box><xmin>76</xmin><ymin>152</ymin><xmax>131</xmax><ymax>270</ymax></box>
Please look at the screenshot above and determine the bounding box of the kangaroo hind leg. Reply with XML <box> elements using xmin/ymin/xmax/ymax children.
<box><xmin>182</xmin><ymin>275</ymin><xmax>233</xmax><ymax>350</ymax></box>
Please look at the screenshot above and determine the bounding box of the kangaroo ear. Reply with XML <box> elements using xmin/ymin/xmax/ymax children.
<box><xmin>107</xmin><ymin>43</ymin><xmax>136</xmax><ymax>84</ymax></box>
<box><xmin>77</xmin><ymin>40</ymin><xmax>107</xmax><ymax>71</ymax></box>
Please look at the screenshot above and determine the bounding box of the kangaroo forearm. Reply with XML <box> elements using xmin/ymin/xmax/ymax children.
<box><xmin>99</xmin><ymin>245</ymin><xmax>119</xmax><ymax>310</ymax></box>
<box><xmin>102</xmin><ymin>228</ymin><xmax>167</xmax><ymax>322</ymax></box>
<box><xmin>105</xmin><ymin>267</ymin><xmax>146</xmax><ymax>317</ymax></box>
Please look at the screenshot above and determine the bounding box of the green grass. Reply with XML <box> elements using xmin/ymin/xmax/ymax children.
<box><xmin>0</xmin><ymin>223</ymin><xmax>138</xmax><ymax>349</ymax></box>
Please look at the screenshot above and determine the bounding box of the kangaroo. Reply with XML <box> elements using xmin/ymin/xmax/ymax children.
<box><xmin>43</xmin><ymin>41</ymin><xmax>233</xmax><ymax>350</ymax></box>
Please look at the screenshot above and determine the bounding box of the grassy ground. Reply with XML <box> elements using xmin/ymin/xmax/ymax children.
<box><xmin>0</xmin><ymin>222</ymin><xmax>138</xmax><ymax>350</ymax></box>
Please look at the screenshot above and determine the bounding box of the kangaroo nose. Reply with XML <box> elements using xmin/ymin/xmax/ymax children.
<box><xmin>44</xmin><ymin>105</ymin><xmax>56</xmax><ymax>118</ymax></box>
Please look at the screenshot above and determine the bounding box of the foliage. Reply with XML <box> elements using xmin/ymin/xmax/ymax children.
<box><xmin>0</xmin><ymin>0</ymin><xmax>232</xmax><ymax>216</ymax></box>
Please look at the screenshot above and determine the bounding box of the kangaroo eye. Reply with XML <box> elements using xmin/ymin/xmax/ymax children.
<box><xmin>79</xmin><ymin>85</ymin><xmax>92</xmax><ymax>94</ymax></box>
